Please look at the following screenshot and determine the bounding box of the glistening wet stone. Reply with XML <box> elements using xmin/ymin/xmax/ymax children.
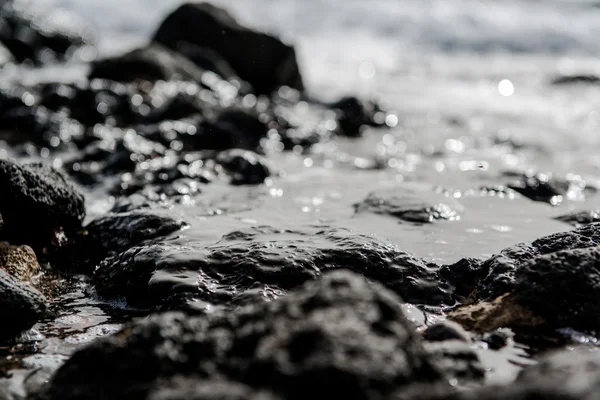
<box><xmin>94</xmin><ymin>226</ymin><xmax>467</xmax><ymax>311</ymax></box>
<box><xmin>354</xmin><ymin>188</ymin><xmax>461</xmax><ymax>223</ymax></box>
<box><xmin>38</xmin><ymin>271</ymin><xmax>445</xmax><ymax>400</ymax></box>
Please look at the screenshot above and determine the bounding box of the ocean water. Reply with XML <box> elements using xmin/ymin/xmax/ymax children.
<box><xmin>35</xmin><ymin>0</ymin><xmax>600</xmax><ymax>261</ymax></box>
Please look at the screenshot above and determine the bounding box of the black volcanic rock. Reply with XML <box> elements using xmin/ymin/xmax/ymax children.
<box><xmin>39</xmin><ymin>271</ymin><xmax>445</xmax><ymax>400</ymax></box>
<box><xmin>474</xmin><ymin>223</ymin><xmax>600</xmax><ymax>300</ymax></box>
<box><xmin>153</xmin><ymin>2</ymin><xmax>304</xmax><ymax>94</ymax></box>
<box><xmin>0</xmin><ymin>269</ymin><xmax>47</xmax><ymax>341</ymax></box>
<box><xmin>94</xmin><ymin>226</ymin><xmax>466</xmax><ymax>311</ymax></box>
<box><xmin>0</xmin><ymin>159</ymin><xmax>85</xmax><ymax>249</ymax></box>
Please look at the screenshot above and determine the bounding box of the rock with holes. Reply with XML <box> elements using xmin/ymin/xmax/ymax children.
<box><xmin>0</xmin><ymin>159</ymin><xmax>85</xmax><ymax>250</ymax></box>
<box><xmin>153</xmin><ymin>3</ymin><xmax>304</xmax><ymax>94</ymax></box>
<box><xmin>94</xmin><ymin>225</ymin><xmax>470</xmax><ymax>311</ymax></box>
<box><xmin>38</xmin><ymin>271</ymin><xmax>445</xmax><ymax>400</ymax></box>
<box><xmin>50</xmin><ymin>209</ymin><xmax>187</xmax><ymax>274</ymax></box>
<box><xmin>0</xmin><ymin>243</ymin><xmax>40</xmax><ymax>282</ymax></box>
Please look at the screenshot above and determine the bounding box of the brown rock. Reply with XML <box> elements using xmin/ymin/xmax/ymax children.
<box><xmin>0</xmin><ymin>242</ymin><xmax>41</xmax><ymax>282</ymax></box>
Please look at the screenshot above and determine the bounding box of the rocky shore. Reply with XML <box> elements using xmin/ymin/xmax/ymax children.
<box><xmin>0</xmin><ymin>1</ymin><xmax>599</xmax><ymax>399</ymax></box>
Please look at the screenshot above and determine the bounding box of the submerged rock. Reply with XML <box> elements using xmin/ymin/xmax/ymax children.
<box><xmin>0</xmin><ymin>159</ymin><xmax>85</xmax><ymax>249</ymax></box>
<box><xmin>39</xmin><ymin>271</ymin><xmax>444</xmax><ymax>400</ymax></box>
<box><xmin>552</xmin><ymin>74</ymin><xmax>600</xmax><ymax>85</ymax></box>
<box><xmin>0</xmin><ymin>243</ymin><xmax>40</xmax><ymax>282</ymax></box>
<box><xmin>95</xmin><ymin>226</ymin><xmax>464</xmax><ymax>311</ymax></box>
<box><xmin>153</xmin><ymin>2</ymin><xmax>304</xmax><ymax>94</ymax></box>
<box><xmin>555</xmin><ymin>210</ymin><xmax>600</xmax><ymax>227</ymax></box>
<box><xmin>89</xmin><ymin>45</ymin><xmax>207</xmax><ymax>83</ymax></box>
<box><xmin>506</xmin><ymin>172</ymin><xmax>594</xmax><ymax>205</ymax></box>
<box><xmin>0</xmin><ymin>269</ymin><xmax>46</xmax><ymax>340</ymax></box>
<box><xmin>354</xmin><ymin>188</ymin><xmax>461</xmax><ymax>223</ymax></box>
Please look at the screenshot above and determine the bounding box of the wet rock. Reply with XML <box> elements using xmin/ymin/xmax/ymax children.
<box><xmin>423</xmin><ymin>340</ymin><xmax>484</xmax><ymax>382</ymax></box>
<box><xmin>452</xmin><ymin>246</ymin><xmax>600</xmax><ymax>333</ymax></box>
<box><xmin>555</xmin><ymin>210</ymin><xmax>600</xmax><ymax>227</ymax></box>
<box><xmin>0</xmin><ymin>243</ymin><xmax>40</xmax><ymax>282</ymax></box>
<box><xmin>474</xmin><ymin>223</ymin><xmax>600</xmax><ymax>300</ymax></box>
<box><xmin>0</xmin><ymin>159</ymin><xmax>85</xmax><ymax>249</ymax></box>
<box><xmin>552</xmin><ymin>74</ymin><xmax>600</xmax><ymax>85</ymax></box>
<box><xmin>329</xmin><ymin>96</ymin><xmax>387</xmax><ymax>137</ymax></box>
<box><xmin>0</xmin><ymin>2</ymin><xmax>95</xmax><ymax>65</ymax></box>
<box><xmin>421</xmin><ymin>347</ymin><xmax>600</xmax><ymax>400</ymax></box>
<box><xmin>423</xmin><ymin>322</ymin><xmax>471</xmax><ymax>343</ymax></box>
<box><xmin>53</xmin><ymin>209</ymin><xmax>187</xmax><ymax>274</ymax></box>
<box><xmin>354</xmin><ymin>188</ymin><xmax>461</xmax><ymax>223</ymax></box>
<box><xmin>216</xmin><ymin>149</ymin><xmax>270</xmax><ymax>185</ymax></box>
<box><xmin>89</xmin><ymin>45</ymin><xmax>207</xmax><ymax>83</ymax></box>
<box><xmin>482</xmin><ymin>329</ymin><xmax>514</xmax><ymax>350</ymax></box>
<box><xmin>95</xmin><ymin>226</ymin><xmax>462</xmax><ymax>311</ymax></box>
<box><xmin>196</xmin><ymin>108</ymin><xmax>269</xmax><ymax>151</ymax></box>
<box><xmin>506</xmin><ymin>172</ymin><xmax>594</xmax><ymax>205</ymax></box>
<box><xmin>153</xmin><ymin>3</ymin><xmax>304</xmax><ymax>94</ymax></box>
<box><xmin>39</xmin><ymin>271</ymin><xmax>444</xmax><ymax>400</ymax></box>
<box><xmin>173</xmin><ymin>41</ymin><xmax>240</xmax><ymax>80</ymax></box>
<box><xmin>148</xmin><ymin>379</ymin><xmax>281</xmax><ymax>400</ymax></box>
<box><xmin>0</xmin><ymin>269</ymin><xmax>46</xmax><ymax>340</ymax></box>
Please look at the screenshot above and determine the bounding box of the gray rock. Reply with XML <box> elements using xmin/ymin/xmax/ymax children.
<box><xmin>39</xmin><ymin>271</ymin><xmax>445</xmax><ymax>400</ymax></box>
<box><xmin>94</xmin><ymin>226</ymin><xmax>463</xmax><ymax>310</ymax></box>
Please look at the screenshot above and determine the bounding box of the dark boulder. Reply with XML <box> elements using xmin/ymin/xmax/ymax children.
<box><xmin>89</xmin><ymin>45</ymin><xmax>206</xmax><ymax>83</ymax></box>
<box><xmin>552</xmin><ymin>74</ymin><xmax>600</xmax><ymax>85</ymax></box>
<box><xmin>94</xmin><ymin>226</ymin><xmax>465</xmax><ymax>311</ymax></box>
<box><xmin>0</xmin><ymin>159</ymin><xmax>85</xmax><ymax>249</ymax></box>
<box><xmin>153</xmin><ymin>2</ymin><xmax>304</xmax><ymax>94</ymax></box>
<box><xmin>0</xmin><ymin>269</ymin><xmax>47</xmax><ymax>341</ymax></box>
<box><xmin>423</xmin><ymin>322</ymin><xmax>471</xmax><ymax>343</ymax></box>
<box><xmin>39</xmin><ymin>271</ymin><xmax>444</xmax><ymax>400</ymax></box>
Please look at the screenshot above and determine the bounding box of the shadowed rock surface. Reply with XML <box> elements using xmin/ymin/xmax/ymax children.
<box><xmin>94</xmin><ymin>226</ymin><xmax>471</xmax><ymax>310</ymax></box>
<box><xmin>38</xmin><ymin>271</ymin><xmax>445</xmax><ymax>400</ymax></box>
<box><xmin>506</xmin><ymin>172</ymin><xmax>594</xmax><ymax>205</ymax></box>
<box><xmin>0</xmin><ymin>269</ymin><xmax>47</xmax><ymax>341</ymax></box>
<box><xmin>153</xmin><ymin>2</ymin><xmax>304</xmax><ymax>94</ymax></box>
<box><xmin>0</xmin><ymin>159</ymin><xmax>86</xmax><ymax>249</ymax></box>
